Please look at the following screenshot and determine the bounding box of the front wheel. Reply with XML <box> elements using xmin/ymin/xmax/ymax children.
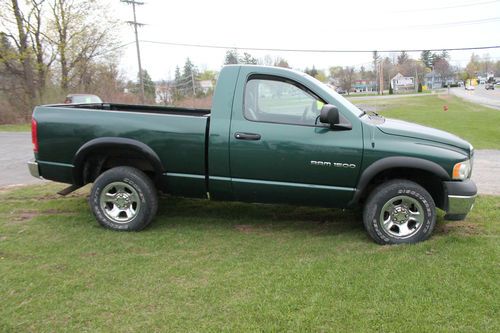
<box><xmin>363</xmin><ymin>179</ymin><xmax>436</xmax><ymax>244</ymax></box>
<box><xmin>89</xmin><ymin>166</ymin><xmax>158</xmax><ymax>231</ymax></box>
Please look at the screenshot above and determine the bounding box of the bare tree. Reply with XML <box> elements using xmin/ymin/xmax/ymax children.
<box><xmin>434</xmin><ymin>58</ymin><xmax>451</xmax><ymax>86</ymax></box>
<box><xmin>47</xmin><ymin>0</ymin><xmax>119</xmax><ymax>91</ymax></box>
<box><xmin>25</xmin><ymin>0</ymin><xmax>55</xmax><ymax>97</ymax></box>
<box><xmin>273</xmin><ymin>57</ymin><xmax>290</xmax><ymax>68</ymax></box>
<box><xmin>0</xmin><ymin>0</ymin><xmax>37</xmax><ymax>109</ymax></box>
<box><xmin>340</xmin><ymin>66</ymin><xmax>355</xmax><ymax>95</ymax></box>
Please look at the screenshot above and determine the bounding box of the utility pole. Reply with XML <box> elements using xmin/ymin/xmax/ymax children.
<box><xmin>121</xmin><ymin>0</ymin><xmax>145</xmax><ymax>103</ymax></box>
<box><xmin>191</xmin><ymin>71</ymin><xmax>196</xmax><ymax>96</ymax></box>
<box><xmin>379</xmin><ymin>61</ymin><xmax>384</xmax><ymax>95</ymax></box>
<box><xmin>415</xmin><ymin>67</ymin><xmax>418</xmax><ymax>93</ymax></box>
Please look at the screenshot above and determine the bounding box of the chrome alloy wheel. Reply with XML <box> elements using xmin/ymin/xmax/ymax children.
<box><xmin>379</xmin><ymin>195</ymin><xmax>425</xmax><ymax>239</ymax></box>
<box><xmin>100</xmin><ymin>182</ymin><xmax>141</xmax><ymax>223</ymax></box>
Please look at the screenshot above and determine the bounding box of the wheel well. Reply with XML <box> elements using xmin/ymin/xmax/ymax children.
<box><xmin>358</xmin><ymin>168</ymin><xmax>446</xmax><ymax>210</ymax></box>
<box><xmin>82</xmin><ymin>149</ymin><xmax>157</xmax><ymax>184</ymax></box>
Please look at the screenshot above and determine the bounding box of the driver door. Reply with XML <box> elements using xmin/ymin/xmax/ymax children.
<box><xmin>229</xmin><ymin>75</ymin><xmax>363</xmax><ymax>207</ymax></box>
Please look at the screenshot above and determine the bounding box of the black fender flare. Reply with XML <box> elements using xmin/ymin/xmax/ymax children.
<box><xmin>72</xmin><ymin>137</ymin><xmax>164</xmax><ymax>185</ymax></box>
<box><xmin>351</xmin><ymin>156</ymin><xmax>450</xmax><ymax>204</ymax></box>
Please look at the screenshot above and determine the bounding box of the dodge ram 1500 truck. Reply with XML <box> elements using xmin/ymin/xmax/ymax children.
<box><xmin>28</xmin><ymin>65</ymin><xmax>477</xmax><ymax>244</ymax></box>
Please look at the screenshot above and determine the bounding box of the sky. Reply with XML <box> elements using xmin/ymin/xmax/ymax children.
<box><xmin>108</xmin><ymin>0</ymin><xmax>500</xmax><ymax>81</ymax></box>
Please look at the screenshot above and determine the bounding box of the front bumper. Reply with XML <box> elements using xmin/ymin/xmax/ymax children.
<box><xmin>28</xmin><ymin>160</ymin><xmax>42</xmax><ymax>179</ymax></box>
<box><xmin>443</xmin><ymin>180</ymin><xmax>477</xmax><ymax>220</ymax></box>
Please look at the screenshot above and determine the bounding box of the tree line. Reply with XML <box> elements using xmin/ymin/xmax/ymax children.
<box><xmin>1</xmin><ymin>1</ymin><xmax>499</xmax><ymax>123</ymax></box>
<box><xmin>0</xmin><ymin>0</ymin><xmax>121</xmax><ymax>121</ymax></box>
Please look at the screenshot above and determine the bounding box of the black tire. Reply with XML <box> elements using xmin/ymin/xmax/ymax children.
<box><xmin>89</xmin><ymin>166</ymin><xmax>158</xmax><ymax>231</ymax></box>
<box><xmin>363</xmin><ymin>179</ymin><xmax>436</xmax><ymax>245</ymax></box>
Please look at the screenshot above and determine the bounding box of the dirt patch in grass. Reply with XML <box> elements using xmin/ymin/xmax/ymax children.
<box><xmin>39</xmin><ymin>263</ymin><xmax>67</xmax><ymax>272</ymax></box>
<box><xmin>234</xmin><ymin>224</ymin><xmax>256</xmax><ymax>233</ymax></box>
<box><xmin>437</xmin><ymin>221</ymin><xmax>483</xmax><ymax>236</ymax></box>
<box><xmin>0</xmin><ymin>251</ymin><xmax>36</xmax><ymax>260</ymax></box>
<box><xmin>6</xmin><ymin>209</ymin><xmax>78</xmax><ymax>224</ymax></box>
<box><xmin>437</xmin><ymin>94</ymin><xmax>453</xmax><ymax>101</ymax></box>
<box><xmin>11</xmin><ymin>210</ymin><xmax>39</xmax><ymax>222</ymax></box>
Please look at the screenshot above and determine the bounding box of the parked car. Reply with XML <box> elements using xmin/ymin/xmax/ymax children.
<box><xmin>64</xmin><ymin>94</ymin><xmax>102</xmax><ymax>104</ymax></box>
<box><xmin>485</xmin><ymin>82</ymin><xmax>495</xmax><ymax>90</ymax></box>
<box><xmin>28</xmin><ymin>65</ymin><xmax>477</xmax><ymax>245</ymax></box>
<box><xmin>465</xmin><ymin>85</ymin><xmax>475</xmax><ymax>91</ymax></box>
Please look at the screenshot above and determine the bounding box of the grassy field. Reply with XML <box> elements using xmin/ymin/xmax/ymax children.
<box><xmin>1</xmin><ymin>184</ymin><xmax>499</xmax><ymax>332</ymax></box>
<box><xmin>0</xmin><ymin>123</ymin><xmax>31</xmax><ymax>132</ymax></box>
<box><xmin>352</xmin><ymin>94</ymin><xmax>500</xmax><ymax>149</ymax></box>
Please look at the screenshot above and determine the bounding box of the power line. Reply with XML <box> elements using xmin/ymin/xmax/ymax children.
<box><xmin>394</xmin><ymin>0</ymin><xmax>500</xmax><ymax>12</ymax></box>
<box><xmin>93</xmin><ymin>41</ymin><xmax>136</xmax><ymax>57</ymax></box>
<box><xmin>140</xmin><ymin>40</ymin><xmax>500</xmax><ymax>54</ymax></box>
<box><xmin>378</xmin><ymin>17</ymin><xmax>500</xmax><ymax>31</ymax></box>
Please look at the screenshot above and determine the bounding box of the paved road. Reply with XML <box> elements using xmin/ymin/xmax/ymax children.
<box><xmin>0</xmin><ymin>132</ymin><xmax>46</xmax><ymax>187</ymax></box>
<box><xmin>0</xmin><ymin>132</ymin><xmax>498</xmax><ymax>194</ymax></box>
<box><xmin>449</xmin><ymin>86</ymin><xmax>500</xmax><ymax>110</ymax></box>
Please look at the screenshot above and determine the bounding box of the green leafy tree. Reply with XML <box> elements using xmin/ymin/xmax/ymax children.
<box><xmin>397</xmin><ymin>51</ymin><xmax>409</xmax><ymax>65</ymax></box>
<box><xmin>420</xmin><ymin>50</ymin><xmax>433</xmax><ymax>68</ymax></box>
<box><xmin>134</xmin><ymin>70</ymin><xmax>155</xmax><ymax>102</ymax></box>
<box><xmin>198</xmin><ymin>70</ymin><xmax>217</xmax><ymax>81</ymax></box>
<box><xmin>329</xmin><ymin>66</ymin><xmax>343</xmax><ymax>79</ymax></box>
<box><xmin>181</xmin><ymin>57</ymin><xmax>200</xmax><ymax>96</ymax></box>
<box><xmin>305</xmin><ymin>66</ymin><xmax>318</xmax><ymax>78</ymax></box>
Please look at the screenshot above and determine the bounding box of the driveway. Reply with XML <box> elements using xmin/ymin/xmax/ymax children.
<box><xmin>449</xmin><ymin>86</ymin><xmax>500</xmax><ymax>110</ymax></box>
<box><xmin>0</xmin><ymin>132</ymin><xmax>498</xmax><ymax>195</ymax></box>
<box><xmin>0</xmin><ymin>132</ymin><xmax>46</xmax><ymax>187</ymax></box>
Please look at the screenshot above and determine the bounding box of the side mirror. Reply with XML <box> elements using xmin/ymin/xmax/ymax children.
<box><xmin>319</xmin><ymin>104</ymin><xmax>352</xmax><ymax>130</ymax></box>
<box><xmin>319</xmin><ymin>104</ymin><xmax>339</xmax><ymax>126</ymax></box>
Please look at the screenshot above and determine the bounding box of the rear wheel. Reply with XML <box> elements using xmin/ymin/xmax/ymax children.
<box><xmin>363</xmin><ymin>179</ymin><xmax>436</xmax><ymax>244</ymax></box>
<box><xmin>89</xmin><ymin>166</ymin><xmax>158</xmax><ymax>231</ymax></box>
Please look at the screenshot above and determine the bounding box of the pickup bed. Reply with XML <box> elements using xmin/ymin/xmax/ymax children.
<box><xmin>29</xmin><ymin>65</ymin><xmax>477</xmax><ymax>244</ymax></box>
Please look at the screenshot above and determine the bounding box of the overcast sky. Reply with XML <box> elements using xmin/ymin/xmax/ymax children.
<box><xmin>109</xmin><ymin>0</ymin><xmax>500</xmax><ymax>80</ymax></box>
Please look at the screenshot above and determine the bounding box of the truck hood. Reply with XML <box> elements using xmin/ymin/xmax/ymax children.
<box><xmin>377</xmin><ymin>118</ymin><xmax>471</xmax><ymax>152</ymax></box>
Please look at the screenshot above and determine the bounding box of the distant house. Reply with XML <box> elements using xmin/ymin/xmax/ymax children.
<box><xmin>199</xmin><ymin>80</ymin><xmax>214</xmax><ymax>94</ymax></box>
<box><xmin>424</xmin><ymin>71</ymin><xmax>444</xmax><ymax>89</ymax></box>
<box><xmin>391</xmin><ymin>73</ymin><xmax>414</xmax><ymax>92</ymax></box>
<box><xmin>353</xmin><ymin>79</ymin><xmax>377</xmax><ymax>92</ymax></box>
<box><xmin>425</xmin><ymin>71</ymin><xmax>460</xmax><ymax>88</ymax></box>
<box><xmin>155</xmin><ymin>82</ymin><xmax>173</xmax><ymax>105</ymax></box>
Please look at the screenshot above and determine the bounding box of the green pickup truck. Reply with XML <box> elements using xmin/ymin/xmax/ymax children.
<box><xmin>28</xmin><ymin>65</ymin><xmax>477</xmax><ymax>244</ymax></box>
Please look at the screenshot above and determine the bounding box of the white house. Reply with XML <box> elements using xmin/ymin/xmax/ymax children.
<box><xmin>199</xmin><ymin>80</ymin><xmax>214</xmax><ymax>94</ymax></box>
<box><xmin>391</xmin><ymin>73</ymin><xmax>414</xmax><ymax>91</ymax></box>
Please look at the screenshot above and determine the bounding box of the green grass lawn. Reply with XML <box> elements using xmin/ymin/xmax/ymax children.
<box><xmin>1</xmin><ymin>184</ymin><xmax>499</xmax><ymax>332</ymax></box>
<box><xmin>0</xmin><ymin>123</ymin><xmax>30</xmax><ymax>132</ymax></box>
<box><xmin>352</xmin><ymin>94</ymin><xmax>500</xmax><ymax>149</ymax></box>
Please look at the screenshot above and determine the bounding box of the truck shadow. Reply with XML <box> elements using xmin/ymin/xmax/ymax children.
<box><xmin>150</xmin><ymin>196</ymin><xmax>366</xmax><ymax>238</ymax></box>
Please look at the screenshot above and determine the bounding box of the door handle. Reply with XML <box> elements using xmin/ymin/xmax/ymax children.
<box><xmin>234</xmin><ymin>132</ymin><xmax>261</xmax><ymax>140</ymax></box>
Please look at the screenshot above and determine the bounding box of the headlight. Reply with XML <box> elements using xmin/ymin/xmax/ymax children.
<box><xmin>452</xmin><ymin>159</ymin><xmax>471</xmax><ymax>180</ymax></box>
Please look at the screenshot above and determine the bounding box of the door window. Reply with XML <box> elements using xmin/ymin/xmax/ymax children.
<box><xmin>244</xmin><ymin>78</ymin><xmax>324</xmax><ymax>126</ymax></box>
